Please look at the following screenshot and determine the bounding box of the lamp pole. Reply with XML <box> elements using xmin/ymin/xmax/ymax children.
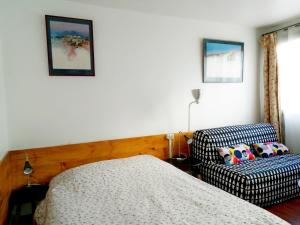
<box><xmin>188</xmin><ymin>89</ymin><xmax>200</xmax><ymax>132</ymax></box>
<box><xmin>188</xmin><ymin>100</ymin><xmax>198</xmax><ymax>132</ymax></box>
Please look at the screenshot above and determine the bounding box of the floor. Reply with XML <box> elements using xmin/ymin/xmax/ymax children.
<box><xmin>266</xmin><ymin>198</ymin><xmax>300</xmax><ymax>225</ymax></box>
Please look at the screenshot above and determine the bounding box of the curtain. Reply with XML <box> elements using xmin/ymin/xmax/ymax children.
<box><xmin>260</xmin><ymin>33</ymin><xmax>282</xmax><ymax>141</ymax></box>
<box><xmin>277</xmin><ymin>25</ymin><xmax>300</xmax><ymax>153</ymax></box>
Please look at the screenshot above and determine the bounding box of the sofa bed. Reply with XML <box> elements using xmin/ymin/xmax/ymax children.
<box><xmin>192</xmin><ymin>123</ymin><xmax>300</xmax><ymax>207</ymax></box>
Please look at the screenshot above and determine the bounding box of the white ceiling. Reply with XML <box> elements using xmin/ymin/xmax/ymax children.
<box><xmin>68</xmin><ymin>0</ymin><xmax>300</xmax><ymax>28</ymax></box>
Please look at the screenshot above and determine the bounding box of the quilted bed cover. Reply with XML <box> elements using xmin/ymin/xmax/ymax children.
<box><xmin>35</xmin><ymin>155</ymin><xmax>289</xmax><ymax>225</ymax></box>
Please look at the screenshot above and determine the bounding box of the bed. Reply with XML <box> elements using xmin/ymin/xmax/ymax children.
<box><xmin>35</xmin><ymin>155</ymin><xmax>288</xmax><ymax>225</ymax></box>
<box><xmin>192</xmin><ymin>123</ymin><xmax>300</xmax><ymax>207</ymax></box>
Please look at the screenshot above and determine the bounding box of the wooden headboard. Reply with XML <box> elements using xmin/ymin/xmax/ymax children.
<box><xmin>0</xmin><ymin>153</ymin><xmax>11</xmax><ymax>224</ymax></box>
<box><xmin>0</xmin><ymin>131</ymin><xmax>191</xmax><ymax>224</ymax></box>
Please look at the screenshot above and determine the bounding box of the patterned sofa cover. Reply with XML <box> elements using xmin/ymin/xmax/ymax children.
<box><xmin>192</xmin><ymin>123</ymin><xmax>300</xmax><ymax>207</ymax></box>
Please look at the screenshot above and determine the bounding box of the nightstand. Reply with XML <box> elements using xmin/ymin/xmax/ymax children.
<box><xmin>7</xmin><ymin>184</ymin><xmax>49</xmax><ymax>225</ymax></box>
<box><xmin>166</xmin><ymin>158</ymin><xmax>202</xmax><ymax>179</ymax></box>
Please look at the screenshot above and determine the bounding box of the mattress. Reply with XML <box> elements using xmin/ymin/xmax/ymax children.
<box><xmin>34</xmin><ymin>155</ymin><xmax>288</xmax><ymax>225</ymax></box>
<box><xmin>201</xmin><ymin>154</ymin><xmax>300</xmax><ymax>207</ymax></box>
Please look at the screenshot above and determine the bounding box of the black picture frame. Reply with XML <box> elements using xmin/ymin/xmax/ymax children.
<box><xmin>45</xmin><ymin>15</ymin><xmax>95</xmax><ymax>76</ymax></box>
<box><xmin>203</xmin><ymin>39</ymin><xmax>244</xmax><ymax>83</ymax></box>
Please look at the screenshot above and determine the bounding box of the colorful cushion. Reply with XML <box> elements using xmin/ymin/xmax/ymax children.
<box><xmin>217</xmin><ymin>144</ymin><xmax>255</xmax><ymax>165</ymax></box>
<box><xmin>253</xmin><ymin>143</ymin><xmax>274</xmax><ymax>158</ymax></box>
<box><xmin>253</xmin><ymin>142</ymin><xmax>289</xmax><ymax>158</ymax></box>
<box><xmin>266</xmin><ymin>142</ymin><xmax>289</xmax><ymax>156</ymax></box>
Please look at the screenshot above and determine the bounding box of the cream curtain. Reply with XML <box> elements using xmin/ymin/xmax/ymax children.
<box><xmin>260</xmin><ymin>33</ymin><xmax>282</xmax><ymax>141</ymax></box>
<box><xmin>277</xmin><ymin>26</ymin><xmax>300</xmax><ymax>153</ymax></box>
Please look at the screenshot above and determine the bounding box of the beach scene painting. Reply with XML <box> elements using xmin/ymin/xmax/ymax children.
<box><xmin>46</xmin><ymin>15</ymin><xmax>95</xmax><ymax>76</ymax></box>
<box><xmin>203</xmin><ymin>39</ymin><xmax>243</xmax><ymax>83</ymax></box>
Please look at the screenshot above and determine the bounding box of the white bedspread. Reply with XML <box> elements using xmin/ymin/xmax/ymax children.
<box><xmin>35</xmin><ymin>155</ymin><xmax>289</xmax><ymax>225</ymax></box>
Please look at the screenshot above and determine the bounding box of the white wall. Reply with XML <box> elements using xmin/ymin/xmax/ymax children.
<box><xmin>2</xmin><ymin>0</ymin><xmax>259</xmax><ymax>150</ymax></box>
<box><xmin>0</xmin><ymin>34</ymin><xmax>8</xmax><ymax>158</ymax></box>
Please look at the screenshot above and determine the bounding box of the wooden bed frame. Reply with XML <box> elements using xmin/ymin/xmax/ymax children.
<box><xmin>0</xmin><ymin>132</ymin><xmax>191</xmax><ymax>224</ymax></box>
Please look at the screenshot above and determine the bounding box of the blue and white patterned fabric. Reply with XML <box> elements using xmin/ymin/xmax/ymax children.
<box><xmin>192</xmin><ymin>123</ymin><xmax>300</xmax><ymax>207</ymax></box>
<box><xmin>201</xmin><ymin>154</ymin><xmax>300</xmax><ymax>207</ymax></box>
<box><xmin>192</xmin><ymin>123</ymin><xmax>278</xmax><ymax>164</ymax></box>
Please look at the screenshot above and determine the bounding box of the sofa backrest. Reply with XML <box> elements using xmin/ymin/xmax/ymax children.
<box><xmin>192</xmin><ymin>123</ymin><xmax>278</xmax><ymax>164</ymax></box>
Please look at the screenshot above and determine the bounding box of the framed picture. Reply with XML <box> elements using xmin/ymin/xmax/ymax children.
<box><xmin>203</xmin><ymin>39</ymin><xmax>244</xmax><ymax>83</ymax></box>
<box><xmin>45</xmin><ymin>15</ymin><xmax>95</xmax><ymax>76</ymax></box>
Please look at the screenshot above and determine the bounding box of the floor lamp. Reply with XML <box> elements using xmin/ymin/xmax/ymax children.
<box><xmin>185</xmin><ymin>89</ymin><xmax>200</xmax><ymax>156</ymax></box>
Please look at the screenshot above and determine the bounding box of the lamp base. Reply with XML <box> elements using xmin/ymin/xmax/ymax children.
<box><xmin>171</xmin><ymin>154</ymin><xmax>187</xmax><ymax>161</ymax></box>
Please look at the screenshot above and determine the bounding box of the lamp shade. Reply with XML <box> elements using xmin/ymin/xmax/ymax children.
<box><xmin>191</xmin><ymin>89</ymin><xmax>200</xmax><ymax>103</ymax></box>
<box><xmin>184</xmin><ymin>135</ymin><xmax>193</xmax><ymax>145</ymax></box>
<box><xmin>23</xmin><ymin>160</ymin><xmax>32</xmax><ymax>175</ymax></box>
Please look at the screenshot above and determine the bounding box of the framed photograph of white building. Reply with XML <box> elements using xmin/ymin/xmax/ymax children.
<box><xmin>203</xmin><ymin>39</ymin><xmax>244</xmax><ymax>83</ymax></box>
